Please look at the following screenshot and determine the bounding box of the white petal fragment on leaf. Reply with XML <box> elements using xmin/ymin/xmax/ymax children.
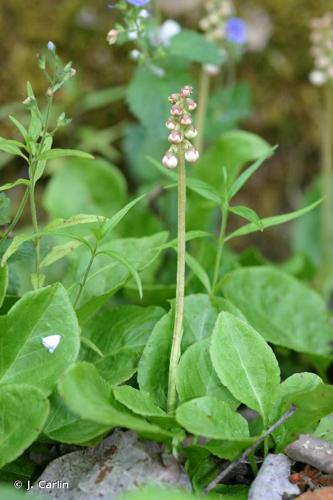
<box><xmin>42</xmin><ymin>335</ymin><xmax>62</xmax><ymax>353</ymax></box>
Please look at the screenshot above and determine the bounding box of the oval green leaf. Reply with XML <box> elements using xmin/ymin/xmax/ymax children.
<box><xmin>210</xmin><ymin>312</ymin><xmax>280</xmax><ymax>420</ymax></box>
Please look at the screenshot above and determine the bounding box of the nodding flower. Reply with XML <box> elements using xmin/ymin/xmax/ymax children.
<box><xmin>47</xmin><ymin>41</ymin><xmax>56</xmax><ymax>52</ymax></box>
<box><xmin>107</xmin><ymin>29</ymin><xmax>118</xmax><ymax>45</ymax></box>
<box><xmin>309</xmin><ymin>13</ymin><xmax>333</xmax><ymax>86</ymax></box>
<box><xmin>162</xmin><ymin>86</ymin><xmax>199</xmax><ymax>168</ymax></box>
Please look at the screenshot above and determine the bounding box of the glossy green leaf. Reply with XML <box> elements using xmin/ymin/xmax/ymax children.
<box><xmin>223</xmin><ymin>267</ymin><xmax>333</xmax><ymax>356</ymax></box>
<box><xmin>292</xmin><ymin>175</ymin><xmax>330</xmax><ymax>267</ymax></box>
<box><xmin>69</xmin><ymin>232</ymin><xmax>168</xmax><ymax>308</ymax></box>
<box><xmin>0</xmin><ymin>138</ymin><xmax>26</xmax><ymax>158</ymax></box>
<box><xmin>138</xmin><ymin>295</ymin><xmax>220</xmax><ymax>407</ymax></box>
<box><xmin>34</xmin><ymin>134</ymin><xmax>53</xmax><ymax>181</ymax></box>
<box><xmin>40</xmin><ymin>238</ymin><xmax>89</xmax><ymax>268</ymax></box>
<box><xmin>43</xmin><ymin>158</ymin><xmax>126</xmax><ymax>219</ymax></box>
<box><xmin>81</xmin><ymin>305</ymin><xmax>164</xmax><ymax>385</ymax></box>
<box><xmin>137</xmin><ymin>311</ymin><xmax>173</xmax><ymax>409</ymax></box>
<box><xmin>185</xmin><ymin>253</ymin><xmax>212</xmax><ymax>293</ymax></box>
<box><xmin>225</xmin><ymin>200</ymin><xmax>322</xmax><ymax>242</ymax></box>
<box><xmin>211</xmin><ymin>312</ymin><xmax>280</xmax><ymax>420</ymax></box>
<box><xmin>1</xmin><ymin>214</ymin><xmax>105</xmax><ymax>266</ymax></box>
<box><xmin>45</xmin><ymin>214</ymin><xmax>107</xmax><ymax>232</ymax></box>
<box><xmin>157</xmin><ymin>230</ymin><xmax>212</xmax><ymax>250</ymax></box>
<box><xmin>0</xmin><ymin>265</ymin><xmax>8</xmax><ymax>307</ymax></box>
<box><xmin>176</xmin><ymin>338</ymin><xmax>238</xmax><ymax>408</ymax></box>
<box><xmin>0</xmin><ymin>384</ymin><xmax>49</xmax><ymax>468</ymax></box>
<box><xmin>113</xmin><ymin>386</ymin><xmax>166</xmax><ymax>417</ymax></box>
<box><xmin>176</xmin><ymin>396</ymin><xmax>249</xmax><ymax>440</ymax></box>
<box><xmin>0</xmin><ymin>193</ymin><xmax>10</xmax><ymax>225</ymax></box>
<box><xmin>0</xmin><ymin>284</ymin><xmax>80</xmax><ymax>392</ymax></box>
<box><xmin>170</xmin><ymin>30</ymin><xmax>224</xmax><ymax>65</ymax></box>
<box><xmin>313</xmin><ymin>415</ymin><xmax>333</xmax><ymax>442</ymax></box>
<box><xmin>96</xmin><ymin>249</ymin><xmax>143</xmax><ymax>299</ymax></box>
<box><xmin>58</xmin><ymin>362</ymin><xmax>171</xmax><ymax>437</ymax></box>
<box><xmin>9</xmin><ymin>115</ymin><xmax>29</xmax><ymax>142</ymax></box>
<box><xmin>271</xmin><ymin>373</ymin><xmax>333</xmax><ymax>449</ymax></box>
<box><xmin>39</xmin><ymin>148</ymin><xmax>94</xmax><ymax>161</ymax></box>
<box><xmin>44</xmin><ymin>392</ymin><xmax>109</xmax><ymax>445</ymax></box>
<box><xmin>127</xmin><ymin>67</ymin><xmax>193</xmax><ymax>138</ymax></box>
<box><xmin>230</xmin><ymin>205</ymin><xmax>263</xmax><ymax>231</ymax></box>
<box><xmin>147</xmin><ymin>156</ymin><xmax>221</xmax><ymax>204</ymax></box>
<box><xmin>194</xmin><ymin>131</ymin><xmax>272</xmax><ymax>190</ymax></box>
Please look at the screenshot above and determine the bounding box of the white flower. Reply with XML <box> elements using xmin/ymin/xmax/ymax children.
<box><xmin>203</xmin><ymin>64</ymin><xmax>221</xmax><ymax>76</ymax></box>
<box><xmin>107</xmin><ymin>29</ymin><xmax>118</xmax><ymax>45</ymax></box>
<box><xmin>157</xmin><ymin>20</ymin><xmax>181</xmax><ymax>46</ymax></box>
<box><xmin>309</xmin><ymin>70</ymin><xmax>327</xmax><ymax>86</ymax></box>
<box><xmin>139</xmin><ymin>9</ymin><xmax>150</xmax><ymax>19</ymax></box>
<box><xmin>185</xmin><ymin>127</ymin><xmax>198</xmax><ymax>139</ymax></box>
<box><xmin>163</xmin><ymin>152</ymin><xmax>178</xmax><ymax>168</ymax></box>
<box><xmin>41</xmin><ymin>335</ymin><xmax>62</xmax><ymax>353</ymax></box>
<box><xmin>168</xmin><ymin>130</ymin><xmax>183</xmax><ymax>144</ymax></box>
<box><xmin>130</xmin><ymin>49</ymin><xmax>141</xmax><ymax>60</ymax></box>
<box><xmin>185</xmin><ymin>148</ymin><xmax>200</xmax><ymax>163</ymax></box>
<box><xmin>128</xmin><ymin>30</ymin><xmax>138</xmax><ymax>41</ymax></box>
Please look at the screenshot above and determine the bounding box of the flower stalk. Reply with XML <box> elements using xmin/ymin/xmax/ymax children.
<box><xmin>167</xmin><ymin>144</ymin><xmax>186</xmax><ymax>414</ymax></box>
<box><xmin>321</xmin><ymin>83</ymin><xmax>333</xmax><ymax>276</ymax></box>
<box><xmin>163</xmin><ymin>86</ymin><xmax>199</xmax><ymax>414</ymax></box>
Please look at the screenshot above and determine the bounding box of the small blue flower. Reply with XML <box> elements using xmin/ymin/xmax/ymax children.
<box><xmin>127</xmin><ymin>0</ymin><xmax>150</xmax><ymax>6</ymax></box>
<box><xmin>47</xmin><ymin>41</ymin><xmax>56</xmax><ymax>52</ymax></box>
<box><xmin>225</xmin><ymin>18</ymin><xmax>247</xmax><ymax>45</ymax></box>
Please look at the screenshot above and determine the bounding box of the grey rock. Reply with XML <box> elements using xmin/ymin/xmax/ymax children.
<box><xmin>30</xmin><ymin>430</ymin><xmax>190</xmax><ymax>499</ymax></box>
<box><xmin>286</xmin><ymin>434</ymin><xmax>333</xmax><ymax>474</ymax></box>
<box><xmin>248</xmin><ymin>454</ymin><xmax>300</xmax><ymax>500</ymax></box>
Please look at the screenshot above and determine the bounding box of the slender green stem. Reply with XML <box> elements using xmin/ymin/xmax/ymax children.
<box><xmin>212</xmin><ymin>204</ymin><xmax>229</xmax><ymax>292</ymax></box>
<box><xmin>0</xmin><ymin>188</ymin><xmax>29</xmax><ymax>243</ymax></box>
<box><xmin>167</xmin><ymin>145</ymin><xmax>186</xmax><ymax>414</ymax></box>
<box><xmin>29</xmin><ymin>95</ymin><xmax>53</xmax><ymax>288</ymax></box>
<box><xmin>74</xmin><ymin>244</ymin><xmax>98</xmax><ymax>308</ymax></box>
<box><xmin>320</xmin><ymin>84</ymin><xmax>333</xmax><ymax>276</ymax></box>
<box><xmin>29</xmin><ymin>182</ymin><xmax>41</xmax><ymax>281</ymax></box>
<box><xmin>195</xmin><ymin>68</ymin><xmax>211</xmax><ymax>155</ymax></box>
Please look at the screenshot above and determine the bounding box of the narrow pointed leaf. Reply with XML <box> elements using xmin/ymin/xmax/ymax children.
<box><xmin>0</xmin><ymin>179</ymin><xmax>30</xmax><ymax>192</ymax></box>
<box><xmin>225</xmin><ymin>200</ymin><xmax>322</xmax><ymax>242</ymax></box>
<box><xmin>38</xmin><ymin>148</ymin><xmax>94</xmax><ymax>161</ymax></box>
<box><xmin>102</xmin><ymin>195</ymin><xmax>145</xmax><ymax>235</ymax></box>
<box><xmin>229</xmin><ymin>147</ymin><xmax>276</xmax><ymax>198</ymax></box>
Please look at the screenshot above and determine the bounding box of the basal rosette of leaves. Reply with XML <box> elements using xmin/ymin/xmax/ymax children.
<box><xmin>0</xmin><ymin>9</ymin><xmax>333</xmax><ymax>498</ymax></box>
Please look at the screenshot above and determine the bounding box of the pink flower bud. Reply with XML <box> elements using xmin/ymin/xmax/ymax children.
<box><xmin>186</xmin><ymin>99</ymin><xmax>197</xmax><ymax>111</ymax></box>
<box><xmin>162</xmin><ymin>151</ymin><xmax>178</xmax><ymax>169</ymax></box>
<box><xmin>107</xmin><ymin>29</ymin><xmax>118</xmax><ymax>45</ymax></box>
<box><xmin>165</xmin><ymin>118</ymin><xmax>176</xmax><ymax>130</ymax></box>
<box><xmin>180</xmin><ymin>85</ymin><xmax>193</xmax><ymax>97</ymax></box>
<box><xmin>185</xmin><ymin>148</ymin><xmax>200</xmax><ymax>163</ymax></box>
<box><xmin>171</xmin><ymin>105</ymin><xmax>183</xmax><ymax>116</ymax></box>
<box><xmin>184</xmin><ymin>127</ymin><xmax>198</xmax><ymax>139</ymax></box>
<box><xmin>168</xmin><ymin>93</ymin><xmax>179</xmax><ymax>104</ymax></box>
<box><xmin>181</xmin><ymin>114</ymin><xmax>192</xmax><ymax>126</ymax></box>
<box><xmin>168</xmin><ymin>130</ymin><xmax>183</xmax><ymax>144</ymax></box>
